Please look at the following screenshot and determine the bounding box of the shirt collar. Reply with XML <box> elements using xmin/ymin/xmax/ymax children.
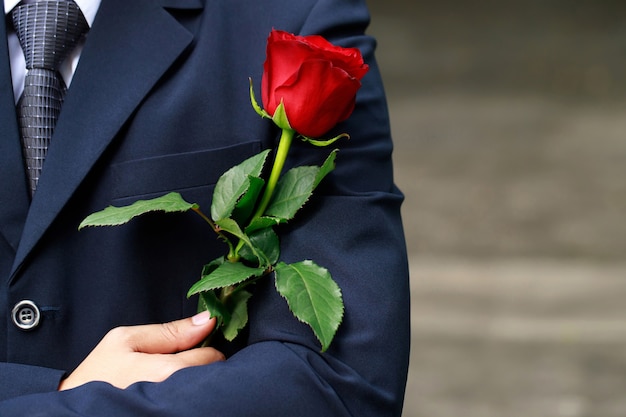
<box><xmin>4</xmin><ymin>0</ymin><xmax>100</xmax><ymax>27</ymax></box>
<box><xmin>4</xmin><ymin>0</ymin><xmax>19</xmax><ymax>14</ymax></box>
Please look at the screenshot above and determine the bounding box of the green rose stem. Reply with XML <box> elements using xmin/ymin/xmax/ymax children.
<box><xmin>191</xmin><ymin>206</ymin><xmax>237</xmax><ymax>260</ymax></box>
<box><xmin>199</xmin><ymin>93</ymin><xmax>296</xmax><ymax>345</ymax></box>
<box><xmin>202</xmin><ymin>127</ymin><xmax>294</xmax><ymax>347</ymax></box>
<box><xmin>231</xmin><ymin>127</ymin><xmax>295</xmax><ymax>260</ymax></box>
<box><xmin>191</xmin><ymin>205</ymin><xmax>237</xmax><ymax>346</ymax></box>
<box><xmin>252</xmin><ymin>127</ymin><xmax>294</xmax><ymax>220</ymax></box>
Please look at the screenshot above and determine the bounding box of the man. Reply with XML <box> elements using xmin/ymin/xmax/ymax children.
<box><xmin>0</xmin><ymin>0</ymin><xmax>410</xmax><ymax>415</ymax></box>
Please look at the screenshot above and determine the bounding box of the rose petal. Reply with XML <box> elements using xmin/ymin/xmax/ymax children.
<box><xmin>275</xmin><ymin>59</ymin><xmax>361</xmax><ymax>138</ymax></box>
<box><xmin>261</xmin><ymin>29</ymin><xmax>369</xmax><ymax>137</ymax></box>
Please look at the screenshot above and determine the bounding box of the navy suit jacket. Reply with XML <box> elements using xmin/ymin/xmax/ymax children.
<box><xmin>0</xmin><ymin>0</ymin><xmax>410</xmax><ymax>415</ymax></box>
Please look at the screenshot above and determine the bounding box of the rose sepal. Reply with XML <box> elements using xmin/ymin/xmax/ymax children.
<box><xmin>249</xmin><ymin>78</ymin><xmax>271</xmax><ymax>119</ymax></box>
<box><xmin>270</xmin><ymin>101</ymin><xmax>292</xmax><ymax>132</ymax></box>
<box><xmin>300</xmin><ymin>133</ymin><xmax>349</xmax><ymax>147</ymax></box>
<box><xmin>249</xmin><ymin>78</ymin><xmax>293</xmax><ymax>133</ymax></box>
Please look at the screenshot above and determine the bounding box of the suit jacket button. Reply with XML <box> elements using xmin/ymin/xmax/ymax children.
<box><xmin>11</xmin><ymin>300</ymin><xmax>41</xmax><ymax>330</ymax></box>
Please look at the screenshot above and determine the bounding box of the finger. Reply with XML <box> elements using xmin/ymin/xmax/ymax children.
<box><xmin>118</xmin><ymin>348</ymin><xmax>225</xmax><ymax>388</ymax></box>
<box><xmin>121</xmin><ymin>311</ymin><xmax>216</xmax><ymax>354</ymax></box>
<box><xmin>132</xmin><ymin>347</ymin><xmax>225</xmax><ymax>385</ymax></box>
<box><xmin>174</xmin><ymin>346</ymin><xmax>226</xmax><ymax>368</ymax></box>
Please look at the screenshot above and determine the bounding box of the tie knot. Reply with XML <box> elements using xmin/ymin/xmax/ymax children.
<box><xmin>12</xmin><ymin>0</ymin><xmax>89</xmax><ymax>70</ymax></box>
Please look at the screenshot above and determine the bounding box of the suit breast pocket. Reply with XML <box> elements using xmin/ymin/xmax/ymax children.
<box><xmin>110</xmin><ymin>140</ymin><xmax>262</xmax><ymax>204</ymax></box>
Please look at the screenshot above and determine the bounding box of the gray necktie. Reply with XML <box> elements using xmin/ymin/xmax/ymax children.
<box><xmin>12</xmin><ymin>0</ymin><xmax>88</xmax><ymax>196</ymax></box>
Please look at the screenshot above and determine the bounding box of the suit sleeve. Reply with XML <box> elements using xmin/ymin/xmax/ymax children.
<box><xmin>0</xmin><ymin>0</ymin><xmax>411</xmax><ymax>415</ymax></box>
<box><xmin>0</xmin><ymin>364</ymin><xmax>65</xmax><ymax>400</ymax></box>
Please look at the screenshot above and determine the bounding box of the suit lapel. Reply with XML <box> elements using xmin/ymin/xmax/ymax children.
<box><xmin>11</xmin><ymin>0</ymin><xmax>204</xmax><ymax>276</ymax></box>
<box><xmin>0</xmin><ymin>7</ymin><xmax>30</xmax><ymax>254</ymax></box>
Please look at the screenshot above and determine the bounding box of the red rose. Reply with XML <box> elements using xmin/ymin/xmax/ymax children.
<box><xmin>261</xmin><ymin>29</ymin><xmax>369</xmax><ymax>138</ymax></box>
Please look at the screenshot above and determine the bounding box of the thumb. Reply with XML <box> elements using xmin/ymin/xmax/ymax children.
<box><xmin>126</xmin><ymin>311</ymin><xmax>216</xmax><ymax>354</ymax></box>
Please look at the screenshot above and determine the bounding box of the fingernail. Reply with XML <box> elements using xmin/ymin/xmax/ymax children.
<box><xmin>192</xmin><ymin>311</ymin><xmax>212</xmax><ymax>326</ymax></box>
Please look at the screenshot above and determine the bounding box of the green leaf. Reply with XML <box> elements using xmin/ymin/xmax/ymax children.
<box><xmin>222</xmin><ymin>289</ymin><xmax>253</xmax><ymax>341</ymax></box>
<box><xmin>187</xmin><ymin>262</ymin><xmax>265</xmax><ymax>297</ymax></box>
<box><xmin>261</xmin><ymin>151</ymin><xmax>336</xmax><ymax>222</ymax></box>
<box><xmin>78</xmin><ymin>192</ymin><xmax>197</xmax><ymax>230</ymax></box>
<box><xmin>239</xmin><ymin>227</ymin><xmax>280</xmax><ymax>266</ymax></box>
<box><xmin>314</xmin><ymin>149</ymin><xmax>338</xmax><ymax>189</ymax></box>
<box><xmin>212</xmin><ymin>173</ymin><xmax>250</xmax><ymax>221</ymax></box>
<box><xmin>265</xmin><ymin>166</ymin><xmax>319</xmax><ymax>221</ymax></box>
<box><xmin>211</xmin><ymin>150</ymin><xmax>270</xmax><ymax>221</ymax></box>
<box><xmin>231</xmin><ymin>176</ymin><xmax>265</xmax><ymax>225</ymax></box>
<box><xmin>245</xmin><ymin>216</ymin><xmax>282</xmax><ymax>234</ymax></box>
<box><xmin>215</xmin><ymin>218</ymin><xmax>246</xmax><ymax>239</ymax></box>
<box><xmin>274</xmin><ymin>261</ymin><xmax>344</xmax><ymax>352</ymax></box>
<box><xmin>197</xmin><ymin>285</ymin><xmax>253</xmax><ymax>342</ymax></box>
<box><xmin>201</xmin><ymin>257</ymin><xmax>226</xmax><ymax>277</ymax></box>
<box><xmin>198</xmin><ymin>290</ymin><xmax>230</xmax><ymax>328</ymax></box>
<box><xmin>197</xmin><ymin>287</ymin><xmax>252</xmax><ymax>342</ymax></box>
<box><xmin>216</xmin><ymin>218</ymin><xmax>269</xmax><ymax>266</ymax></box>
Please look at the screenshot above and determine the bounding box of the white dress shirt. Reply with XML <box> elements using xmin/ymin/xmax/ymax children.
<box><xmin>4</xmin><ymin>0</ymin><xmax>101</xmax><ymax>102</ymax></box>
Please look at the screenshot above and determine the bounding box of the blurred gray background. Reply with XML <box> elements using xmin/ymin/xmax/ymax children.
<box><xmin>366</xmin><ymin>1</ymin><xmax>626</xmax><ymax>416</ymax></box>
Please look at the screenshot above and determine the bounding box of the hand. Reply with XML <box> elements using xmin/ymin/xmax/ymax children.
<box><xmin>58</xmin><ymin>312</ymin><xmax>224</xmax><ymax>390</ymax></box>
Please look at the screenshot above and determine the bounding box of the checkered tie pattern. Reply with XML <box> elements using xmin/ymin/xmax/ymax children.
<box><xmin>12</xmin><ymin>0</ymin><xmax>88</xmax><ymax>196</ymax></box>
